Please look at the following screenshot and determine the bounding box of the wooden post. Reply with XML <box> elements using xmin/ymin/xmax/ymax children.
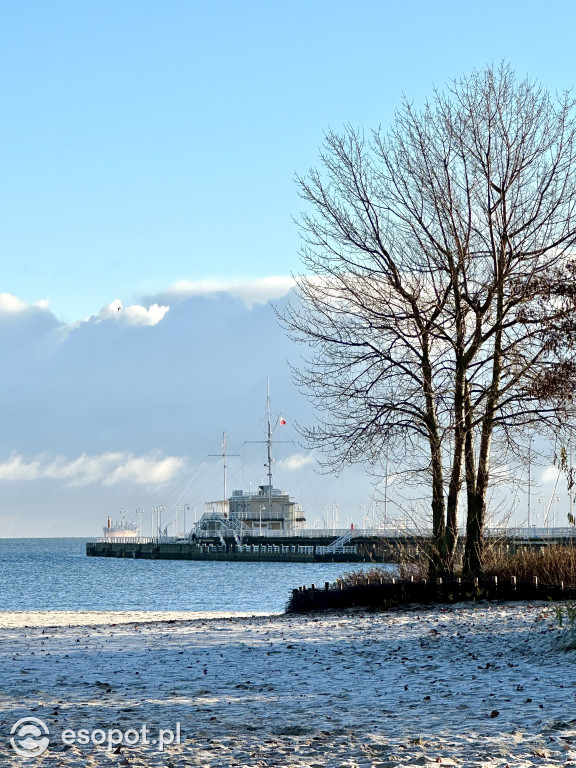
<box><xmin>311</xmin><ymin>583</ymin><xmax>316</xmax><ymax>591</ymax></box>
<box><xmin>325</xmin><ymin>582</ymin><xmax>330</xmax><ymax>591</ymax></box>
<box><xmin>436</xmin><ymin>576</ymin><xmax>443</xmax><ymax>602</ymax></box>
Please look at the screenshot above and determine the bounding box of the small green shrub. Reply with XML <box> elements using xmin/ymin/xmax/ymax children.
<box><xmin>553</xmin><ymin>601</ymin><xmax>576</xmax><ymax>651</ymax></box>
<box><xmin>554</xmin><ymin>601</ymin><xmax>576</xmax><ymax>628</ymax></box>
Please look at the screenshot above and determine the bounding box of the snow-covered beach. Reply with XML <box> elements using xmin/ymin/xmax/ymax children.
<box><xmin>1</xmin><ymin>603</ymin><xmax>575</xmax><ymax>767</ymax></box>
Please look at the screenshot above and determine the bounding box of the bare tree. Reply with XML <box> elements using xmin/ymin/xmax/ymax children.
<box><xmin>281</xmin><ymin>64</ymin><xmax>576</xmax><ymax>576</ymax></box>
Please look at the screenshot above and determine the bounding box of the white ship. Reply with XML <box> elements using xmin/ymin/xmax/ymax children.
<box><xmin>103</xmin><ymin>515</ymin><xmax>140</xmax><ymax>539</ymax></box>
<box><xmin>196</xmin><ymin>385</ymin><xmax>306</xmax><ymax>537</ymax></box>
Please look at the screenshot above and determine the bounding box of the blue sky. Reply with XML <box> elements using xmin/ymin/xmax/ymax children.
<box><xmin>2</xmin><ymin>0</ymin><xmax>575</xmax><ymax>321</ymax></box>
<box><xmin>0</xmin><ymin>1</ymin><xmax>573</xmax><ymax>534</ymax></box>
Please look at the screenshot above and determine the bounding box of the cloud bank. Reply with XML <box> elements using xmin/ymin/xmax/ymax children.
<box><xmin>7</xmin><ymin>275</ymin><xmax>295</xmax><ymax>338</ymax></box>
<box><xmin>0</xmin><ymin>452</ymin><xmax>186</xmax><ymax>488</ymax></box>
<box><xmin>147</xmin><ymin>276</ymin><xmax>295</xmax><ymax>309</ymax></box>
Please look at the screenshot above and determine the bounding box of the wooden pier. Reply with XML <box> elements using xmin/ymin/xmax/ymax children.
<box><xmin>86</xmin><ymin>533</ymin><xmax>382</xmax><ymax>562</ymax></box>
<box><xmin>86</xmin><ymin>527</ymin><xmax>576</xmax><ymax>563</ymax></box>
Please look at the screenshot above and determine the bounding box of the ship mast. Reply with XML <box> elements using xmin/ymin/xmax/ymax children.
<box><xmin>223</xmin><ymin>431</ymin><xmax>229</xmax><ymax>501</ymax></box>
<box><xmin>266</xmin><ymin>380</ymin><xmax>273</xmax><ymax>514</ymax></box>
<box><xmin>209</xmin><ymin>431</ymin><xmax>239</xmax><ymax>505</ymax></box>
<box><xmin>246</xmin><ymin>379</ymin><xmax>292</xmax><ymax>526</ymax></box>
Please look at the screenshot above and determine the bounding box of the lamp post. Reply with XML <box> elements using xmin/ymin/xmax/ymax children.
<box><xmin>183</xmin><ymin>504</ymin><xmax>189</xmax><ymax>538</ymax></box>
<box><xmin>260</xmin><ymin>504</ymin><xmax>266</xmax><ymax>537</ymax></box>
<box><xmin>331</xmin><ymin>502</ymin><xmax>339</xmax><ymax>533</ymax></box>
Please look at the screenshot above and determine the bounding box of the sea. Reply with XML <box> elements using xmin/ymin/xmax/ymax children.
<box><xmin>0</xmin><ymin>538</ymin><xmax>371</xmax><ymax>614</ymax></box>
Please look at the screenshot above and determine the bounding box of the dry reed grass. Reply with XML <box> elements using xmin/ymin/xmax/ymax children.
<box><xmin>334</xmin><ymin>544</ymin><xmax>576</xmax><ymax>588</ymax></box>
<box><xmin>333</xmin><ymin>561</ymin><xmax>428</xmax><ymax>588</ymax></box>
<box><xmin>482</xmin><ymin>544</ymin><xmax>576</xmax><ymax>587</ymax></box>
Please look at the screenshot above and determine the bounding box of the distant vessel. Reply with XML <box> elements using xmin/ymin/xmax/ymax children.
<box><xmin>199</xmin><ymin>483</ymin><xmax>307</xmax><ymax>537</ymax></box>
<box><xmin>196</xmin><ymin>386</ymin><xmax>305</xmax><ymax>536</ymax></box>
<box><xmin>103</xmin><ymin>515</ymin><xmax>139</xmax><ymax>540</ymax></box>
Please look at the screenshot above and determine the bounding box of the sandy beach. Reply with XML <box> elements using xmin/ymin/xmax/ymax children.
<box><xmin>1</xmin><ymin>602</ymin><xmax>575</xmax><ymax>767</ymax></box>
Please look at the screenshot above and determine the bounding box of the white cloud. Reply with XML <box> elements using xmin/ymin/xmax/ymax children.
<box><xmin>0</xmin><ymin>454</ymin><xmax>43</xmax><ymax>480</ymax></box>
<box><xmin>277</xmin><ymin>452</ymin><xmax>315</xmax><ymax>471</ymax></box>
<box><xmin>153</xmin><ymin>276</ymin><xmax>295</xmax><ymax>308</ymax></box>
<box><xmin>0</xmin><ymin>277</ymin><xmax>292</xmax><ymax>331</ymax></box>
<box><xmin>96</xmin><ymin>300</ymin><xmax>169</xmax><ymax>326</ymax></box>
<box><xmin>105</xmin><ymin>456</ymin><xmax>185</xmax><ymax>486</ymax></box>
<box><xmin>0</xmin><ymin>452</ymin><xmax>186</xmax><ymax>488</ymax></box>
<box><xmin>0</xmin><ymin>293</ymin><xmax>49</xmax><ymax>314</ymax></box>
<box><xmin>541</xmin><ymin>465</ymin><xmax>561</xmax><ymax>484</ymax></box>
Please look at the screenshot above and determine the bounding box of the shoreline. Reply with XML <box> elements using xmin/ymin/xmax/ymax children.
<box><xmin>0</xmin><ymin>596</ymin><xmax>564</xmax><ymax>628</ymax></box>
<box><xmin>0</xmin><ymin>610</ymin><xmax>277</xmax><ymax>629</ymax></box>
<box><xmin>1</xmin><ymin>602</ymin><xmax>575</xmax><ymax>766</ymax></box>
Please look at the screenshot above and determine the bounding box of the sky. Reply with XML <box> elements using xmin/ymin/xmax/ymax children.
<box><xmin>0</xmin><ymin>0</ymin><xmax>575</xmax><ymax>536</ymax></box>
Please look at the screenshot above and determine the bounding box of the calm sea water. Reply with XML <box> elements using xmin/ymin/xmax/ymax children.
<box><xmin>0</xmin><ymin>538</ymin><xmax>372</xmax><ymax>614</ymax></box>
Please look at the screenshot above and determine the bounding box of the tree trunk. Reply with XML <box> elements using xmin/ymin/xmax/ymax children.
<box><xmin>463</xmin><ymin>320</ymin><xmax>503</xmax><ymax>576</ymax></box>
<box><xmin>421</xmin><ymin>332</ymin><xmax>447</xmax><ymax>578</ymax></box>
<box><xmin>445</xmin><ymin>362</ymin><xmax>466</xmax><ymax>575</ymax></box>
<box><xmin>429</xmin><ymin>434</ymin><xmax>447</xmax><ymax>578</ymax></box>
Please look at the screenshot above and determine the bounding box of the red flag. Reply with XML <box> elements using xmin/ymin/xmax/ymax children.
<box><xmin>279</xmin><ymin>417</ymin><xmax>287</xmax><ymax>425</ymax></box>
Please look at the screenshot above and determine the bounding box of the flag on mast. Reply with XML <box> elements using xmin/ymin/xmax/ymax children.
<box><xmin>279</xmin><ymin>416</ymin><xmax>287</xmax><ymax>426</ymax></box>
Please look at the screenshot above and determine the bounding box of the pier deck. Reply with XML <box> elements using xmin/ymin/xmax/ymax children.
<box><xmin>86</xmin><ymin>527</ymin><xmax>576</xmax><ymax>563</ymax></box>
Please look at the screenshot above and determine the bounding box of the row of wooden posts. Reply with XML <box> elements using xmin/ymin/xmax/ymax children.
<box><xmin>287</xmin><ymin>575</ymin><xmax>576</xmax><ymax>613</ymax></box>
<box><xmin>301</xmin><ymin>574</ymin><xmax>548</xmax><ymax>590</ymax></box>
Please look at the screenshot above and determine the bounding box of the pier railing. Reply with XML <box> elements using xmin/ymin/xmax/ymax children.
<box><xmin>191</xmin><ymin>525</ymin><xmax>576</xmax><ymax>540</ymax></box>
<box><xmin>92</xmin><ymin>526</ymin><xmax>576</xmax><ymax>545</ymax></box>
